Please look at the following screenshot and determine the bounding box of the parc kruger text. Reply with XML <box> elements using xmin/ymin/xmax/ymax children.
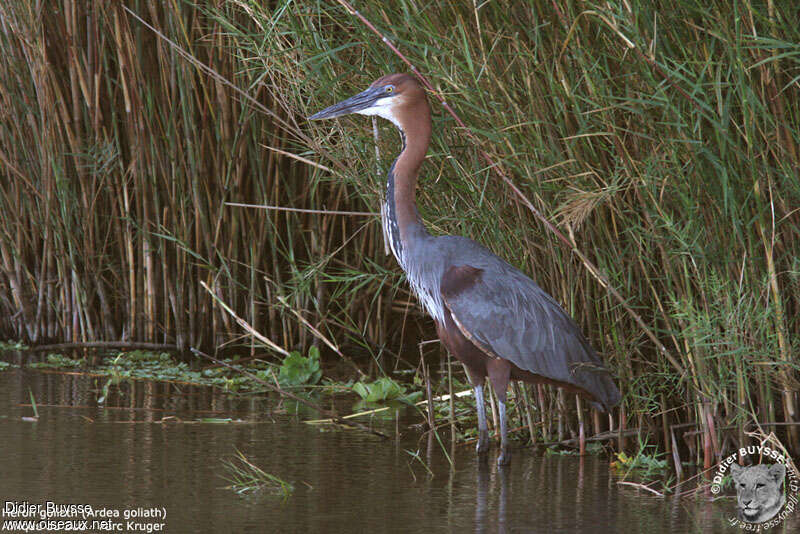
<box><xmin>1</xmin><ymin>519</ymin><xmax>165</xmax><ymax>532</ymax></box>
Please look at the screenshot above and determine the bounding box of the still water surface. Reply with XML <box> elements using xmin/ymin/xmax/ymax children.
<box><xmin>1</xmin><ymin>358</ymin><xmax>797</xmax><ymax>533</ymax></box>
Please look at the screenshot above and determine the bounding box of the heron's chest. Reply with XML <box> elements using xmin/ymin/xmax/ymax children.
<box><xmin>407</xmin><ymin>275</ymin><xmax>445</xmax><ymax>323</ymax></box>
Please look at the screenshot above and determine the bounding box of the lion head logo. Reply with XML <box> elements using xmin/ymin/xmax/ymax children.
<box><xmin>730</xmin><ymin>463</ymin><xmax>786</xmax><ymax>523</ymax></box>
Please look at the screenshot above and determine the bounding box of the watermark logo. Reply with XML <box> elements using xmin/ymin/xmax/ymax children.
<box><xmin>710</xmin><ymin>445</ymin><xmax>799</xmax><ymax>529</ymax></box>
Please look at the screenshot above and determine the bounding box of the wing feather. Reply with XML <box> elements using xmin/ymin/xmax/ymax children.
<box><xmin>440</xmin><ymin>253</ymin><xmax>620</xmax><ymax>410</ymax></box>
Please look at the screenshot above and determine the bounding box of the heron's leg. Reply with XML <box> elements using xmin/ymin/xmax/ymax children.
<box><xmin>474</xmin><ymin>384</ymin><xmax>490</xmax><ymax>455</ymax></box>
<box><xmin>487</xmin><ymin>359</ymin><xmax>512</xmax><ymax>466</ymax></box>
<box><xmin>463</xmin><ymin>365</ymin><xmax>489</xmax><ymax>455</ymax></box>
<box><xmin>496</xmin><ymin>399</ymin><xmax>510</xmax><ymax>466</ymax></box>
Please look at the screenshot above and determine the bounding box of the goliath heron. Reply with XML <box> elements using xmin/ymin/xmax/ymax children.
<box><xmin>310</xmin><ymin>74</ymin><xmax>621</xmax><ymax>465</ymax></box>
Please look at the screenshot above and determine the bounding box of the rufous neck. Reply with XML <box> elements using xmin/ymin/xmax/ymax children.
<box><xmin>390</xmin><ymin>106</ymin><xmax>431</xmax><ymax>239</ymax></box>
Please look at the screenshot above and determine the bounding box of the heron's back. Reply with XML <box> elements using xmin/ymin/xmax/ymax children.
<box><xmin>424</xmin><ymin>235</ymin><xmax>620</xmax><ymax>410</ymax></box>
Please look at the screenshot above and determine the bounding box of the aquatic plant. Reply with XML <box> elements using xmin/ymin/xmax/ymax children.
<box><xmin>28</xmin><ymin>354</ymin><xmax>84</xmax><ymax>369</ymax></box>
<box><xmin>221</xmin><ymin>449</ymin><xmax>293</xmax><ymax>498</ymax></box>
<box><xmin>352</xmin><ymin>377</ymin><xmax>422</xmax><ymax>404</ymax></box>
<box><xmin>28</xmin><ymin>388</ymin><xmax>39</xmax><ymax>419</ymax></box>
<box><xmin>277</xmin><ymin>347</ymin><xmax>323</xmax><ymax>386</ymax></box>
<box><xmin>0</xmin><ymin>341</ymin><xmax>27</xmax><ymax>353</ymax></box>
<box><xmin>612</xmin><ymin>451</ymin><xmax>669</xmax><ymax>474</ymax></box>
<box><xmin>612</xmin><ymin>438</ymin><xmax>670</xmax><ymax>485</ymax></box>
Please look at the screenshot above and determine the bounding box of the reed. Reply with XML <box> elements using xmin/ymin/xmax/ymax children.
<box><xmin>222</xmin><ymin>449</ymin><xmax>293</xmax><ymax>497</ymax></box>
<box><xmin>1</xmin><ymin>1</ymin><xmax>798</xmax><ymax>457</ymax></box>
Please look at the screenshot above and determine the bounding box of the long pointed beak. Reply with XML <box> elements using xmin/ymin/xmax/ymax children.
<box><xmin>308</xmin><ymin>86</ymin><xmax>382</xmax><ymax>121</ymax></box>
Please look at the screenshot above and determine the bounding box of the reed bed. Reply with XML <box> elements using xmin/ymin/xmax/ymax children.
<box><xmin>1</xmin><ymin>1</ymin><xmax>798</xmax><ymax>460</ymax></box>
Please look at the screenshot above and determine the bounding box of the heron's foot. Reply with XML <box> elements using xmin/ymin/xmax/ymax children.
<box><xmin>497</xmin><ymin>447</ymin><xmax>511</xmax><ymax>467</ymax></box>
<box><xmin>476</xmin><ymin>429</ymin><xmax>490</xmax><ymax>455</ymax></box>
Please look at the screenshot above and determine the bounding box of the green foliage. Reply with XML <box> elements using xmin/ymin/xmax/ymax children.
<box><xmin>612</xmin><ymin>451</ymin><xmax>669</xmax><ymax>472</ymax></box>
<box><xmin>545</xmin><ymin>446</ymin><xmax>581</xmax><ymax>457</ymax></box>
<box><xmin>0</xmin><ymin>341</ymin><xmax>27</xmax><ymax>352</ymax></box>
<box><xmin>586</xmin><ymin>442</ymin><xmax>606</xmax><ymax>456</ymax></box>
<box><xmin>0</xmin><ymin>361</ymin><xmax>16</xmax><ymax>371</ymax></box>
<box><xmin>19</xmin><ymin>348</ymin><xmax>333</xmax><ymax>397</ymax></box>
<box><xmin>99</xmin><ymin>351</ymin><xmax>195</xmax><ymax>382</ymax></box>
<box><xmin>352</xmin><ymin>377</ymin><xmax>422</xmax><ymax>404</ymax></box>
<box><xmin>222</xmin><ymin>449</ymin><xmax>293</xmax><ymax>498</ymax></box>
<box><xmin>28</xmin><ymin>354</ymin><xmax>84</xmax><ymax>369</ymax></box>
<box><xmin>545</xmin><ymin>442</ymin><xmax>607</xmax><ymax>456</ymax></box>
<box><xmin>278</xmin><ymin>347</ymin><xmax>322</xmax><ymax>386</ymax></box>
<box><xmin>611</xmin><ymin>438</ymin><xmax>670</xmax><ymax>482</ymax></box>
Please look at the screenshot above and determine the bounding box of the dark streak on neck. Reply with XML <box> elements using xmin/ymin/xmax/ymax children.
<box><xmin>384</xmin><ymin>160</ymin><xmax>404</xmax><ymax>259</ymax></box>
<box><xmin>381</xmin><ymin>84</ymin><xmax>432</xmax><ymax>263</ymax></box>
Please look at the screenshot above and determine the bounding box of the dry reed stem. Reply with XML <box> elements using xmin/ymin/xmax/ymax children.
<box><xmin>200</xmin><ymin>281</ymin><xmax>289</xmax><ymax>357</ymax></box>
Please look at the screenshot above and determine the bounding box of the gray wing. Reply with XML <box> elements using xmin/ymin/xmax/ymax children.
<box><xmin>438</xmin><ymin>238</ymin><xmax>620</xmax><ymax>410</ymax></box>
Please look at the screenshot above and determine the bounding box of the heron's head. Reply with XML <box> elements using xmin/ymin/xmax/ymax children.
<box><xmin>308</xmin><ymin>73</ymin><xmax>427</xmax><ymax>130</ymax></box>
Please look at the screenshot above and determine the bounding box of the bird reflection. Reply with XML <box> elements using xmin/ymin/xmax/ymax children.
<box><xmin>474</xmin><ymin>461</ymin><xmax>509</xmax><ymax>534</ymax></box>
<box><xmin>472</xmin><ymin>455</ymin><xmax>590</xmax><ymax>533</ymax></box>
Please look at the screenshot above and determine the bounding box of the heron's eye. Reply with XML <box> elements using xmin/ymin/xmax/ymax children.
<box><xmin>385</xmin><ymin>86</ymin><xmax>394</xmax><ymax>94</ymax></box>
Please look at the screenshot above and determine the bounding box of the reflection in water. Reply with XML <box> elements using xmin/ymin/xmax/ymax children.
<box><xmin>1</xmin><ymin>360</ymin><xmax>798</xmax><ymax>533</ymax></box>
<box><xmin>472</xmin><ymin>462</ymin><xmax>514</xmax><ymax>534</ymax></box>
<box><xmin>475</xmin><ymin>460</ymin><xmax>489</xmax><ymax>532</ymax></box>
<box><xmin>497</xmin><ymin>464</ymin><xmax>508</xmax><ymax>534</ymax></box>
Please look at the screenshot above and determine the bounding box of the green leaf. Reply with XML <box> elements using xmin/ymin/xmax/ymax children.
<box><xmin>277</xmin><ymin>348</ymin><xmax>322</xmax><ymax>386</ymax></box>
<box><xmin>351</xmin><ymin>377</ymin><xmax>419</xmax><ymax>404</ymax></box>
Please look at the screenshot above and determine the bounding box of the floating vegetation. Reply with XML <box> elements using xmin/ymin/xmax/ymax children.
<box><xmin>277</xmin><ymin>347</ymin><xmax>322</xmax><ymax>386</ymax></box>
<box><xmin>612</xmin><ymin>439</ymin><xmax>671</xmax><ymax>486</ymax></box>
<box><xmin>611</xmin><ymin>451</ymin><xmax>669</xmax><ymax>474</ymax></box>
<box><xmin>95</xmin><ymin>350</ymin><xmax>272</xmax><ymax>392</ymax></box>
<box><xmin>352</xmin><ymin>377</ymin><xmax>422</xmax><ymax>405</ymax></box>
<box><xmin>16</xmin><ymin>348</ymin><xmax>434</xmax><ymax>423</ymax></box>
<box><xmin>546</xmin><ymin>442</ymin><xmax>605</xmax><ymax>457</ymax></box>
<box><xmin>221</xmin><ymin>449</ymin><xmax>293</xmax><ymax>498</ymax></box>
<box><xmin>97</xmin><ymin>351</ymin><xmax>211</xmax><ymax>384</ymax></box>
<box><xmin>545</xmin><ymin>447</ymin><xmax>581</xmax><ymax>457</ymax></box>
<box><xmin>0</xmin><ymin>341</ymin><xmax>27</xmax><ymax>353</ymax></box>
<box><xmin>20</xmin><ymin>350</ymin><xmax>279</xmax><ymax>396</ymax></box>
<box><xmin>28</xmin><ymin>353</ymin><xmax>85</xmax><ymax>369</ymax></box>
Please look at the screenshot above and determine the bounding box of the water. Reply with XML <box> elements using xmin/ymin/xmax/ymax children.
<box><xmin>1</xmin><ymin>360</ymin><xmax>797</xmax><ymax>533</ymax></box>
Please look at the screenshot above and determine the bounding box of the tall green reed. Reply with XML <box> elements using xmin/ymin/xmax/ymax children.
<box><xmin>1</xmin><ymin>0</ymin><xmax>798</xmax><ymax>456</ymax></box>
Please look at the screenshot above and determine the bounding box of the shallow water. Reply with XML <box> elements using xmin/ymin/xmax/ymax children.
<box><xmin>1</xmin><ymin>358</ymin><xmax>797</xmax><ymax>533</ymax></box>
